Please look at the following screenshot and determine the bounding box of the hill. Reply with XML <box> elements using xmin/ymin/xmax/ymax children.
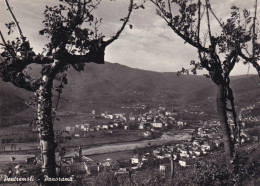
<box><xmin>0</xmin><ymin>62</ymin><xmax>259</xmax><ymax>127</ymax></box>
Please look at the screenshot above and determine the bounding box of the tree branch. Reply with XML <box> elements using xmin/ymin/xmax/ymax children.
<box><xmin>151</xmin><ymin>0</ymin><xmax>210</xmax><ymax>53</ymax></box>
<box><xmin>5</xmin><ymin>0</ymin><xmax>25</xmax><ymax>42</ymax></box>
<box><xmin>103</xmin><ymin>0</ymin><xmax>134</xmax><ymax>47</ymax></box>
<box><xmin>252</xmin><ymin>0</ymin><xmax>258</xmax><ymax>58</ymax></box>
<box><xmin>205</xmin><ymin>0</ymin><xmax>213</xmax><ymax>46</ymax></box>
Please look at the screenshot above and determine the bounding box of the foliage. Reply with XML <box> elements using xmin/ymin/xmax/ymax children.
<box><xmin>40</xmin><ymin>1</ymin><xmax>104</xmax><ymax>59</ymax></box>
<box><xmin>173</xmin><ymin>152</ymin><xmax>260</xmax><ymax>186</ymax></box>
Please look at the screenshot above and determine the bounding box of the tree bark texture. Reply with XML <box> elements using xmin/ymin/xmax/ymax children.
<box><xmin>216</xmin><ymin>83</ymin><xmax>233</xmax><ymax>168</ymax></box>
<box><xmin>36</xmin><ymin>74</ymin><xmax>56</xmax><ymax>178</ymax></box>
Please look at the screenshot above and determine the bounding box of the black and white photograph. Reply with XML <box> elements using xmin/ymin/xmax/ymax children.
<box><xmin>0</xmin><ymin>0</ymin><xmax>260</xmax><ymax>185</ymax></box>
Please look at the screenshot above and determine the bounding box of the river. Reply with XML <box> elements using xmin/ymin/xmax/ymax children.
<box><xmin>66</xmin><ymin>133</ymin><xmax>191</xmax><ymax>157</ymax></box>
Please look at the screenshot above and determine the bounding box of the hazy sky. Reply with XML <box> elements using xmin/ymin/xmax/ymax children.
<box><xmin>0</xmin><ymin>0</ymin><xmax>258</xmax><ymax>75</ymax></box>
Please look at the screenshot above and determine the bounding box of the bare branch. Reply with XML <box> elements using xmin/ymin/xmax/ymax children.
<box><xmin>205</xmin><ymin>0</ymin><xmax>213</xmax><ymax>45</ymax></box>
<box><xmin>103</xmin><ymin>0</ymin><xmax>134</xmax><ymax>47</ymax></box>
<box><xmin>5</xmin><ymin>0</ymin><xmax>25</xmax><ymax>42</ymax></box>
<box><xmin>252</xmin><ymin>0</ymin><xmax>258</xmax><ymax>58</ymax></box>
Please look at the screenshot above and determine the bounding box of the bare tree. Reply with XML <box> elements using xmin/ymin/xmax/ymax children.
<box><xmin>149</xmin><ymin>0</ymin><xmax>260</xmax><ymax>169</ymax></box>
<box><xmin>0</xmin><ymin>0</ymin><xmax>134</xmax><ymax>179</ymax></box>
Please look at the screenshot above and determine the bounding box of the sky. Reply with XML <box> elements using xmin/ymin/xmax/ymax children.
<box><xmin>0</xmin><ymin>0</ymin><xmax>258</xmax><ymax>75</ymax></box>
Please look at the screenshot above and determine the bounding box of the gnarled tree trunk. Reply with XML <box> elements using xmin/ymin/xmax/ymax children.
<box><xmin>36</xmin><ymin>74</ymin><xmax>57</xmax><ymax>178</ymax></box>
<box><xmin>216</xmin><ymin>83</ymin><xmax>233</xmax><ymax>168</ymax></box>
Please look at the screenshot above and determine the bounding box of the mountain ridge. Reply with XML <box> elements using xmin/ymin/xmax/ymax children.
<box><xmin>0</xmin><ymin>62</ymin><xmax>259</xmax><ymax>127</ymax></box>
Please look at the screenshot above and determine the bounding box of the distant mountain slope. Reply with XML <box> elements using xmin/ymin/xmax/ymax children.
<box><xmin>0</xmin><ymin>62</ymin><xmax>259</xmax><ymax>127</ymax></box>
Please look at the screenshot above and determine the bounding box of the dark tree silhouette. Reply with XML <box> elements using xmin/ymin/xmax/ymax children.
<box><xmin>0</xmin><ymin>0</ymin><xmax>134</xmax><ymax>179</ymax></box>
<box><xmin>149</xmin><ymin>0</ymin><xmax>260</xmax><ymax>169</ymax></box>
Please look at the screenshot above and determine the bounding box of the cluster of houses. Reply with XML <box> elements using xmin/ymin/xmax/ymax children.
<box><xmin>60</xmin><ymin>104</ymin><xmax>260</xmax><ymax>177</ymax></box>
<box><xmin>65</xmin><ymin>123</ymin><xmax>122</xmax><ymax>134</ymax></box>
<box><xmin>59</xmin><ymin>129</ymin><xmax>223</xmax><ymax>178</ymax></box>
<box><xmin>239</xmin><ymin>103</ymin><xmax>260</xmax><ymax>123</ymax></box>
<box><xmin>65</xmin><ymin>107</ymin><xmax>189</xmax><ymax>138</ymax></box>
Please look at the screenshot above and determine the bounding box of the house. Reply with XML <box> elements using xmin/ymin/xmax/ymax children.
<box><xmin>131</xmin><ymin>161</ymin><xmax>143</xmax><ymax>170</ymax></box>
<box><xmin>146</xmin><ymin>115</ymin><xmax>153</xmax><ymax>121</ymax></box>
<box><xmin>179</xmin><ymin>158</ymin><xmax>195</xmax><ymax>167</ymax></box>
<box><xmin>201</xmin><ymin>141</ymin><xmax>213</xmax><ymax>151</ymax></box>
<box><xmin>154</xmin><ymin>153</ymin><xmax>165</xmax><ymax>159</ymax></box>
<box><xmin>139</xmin><ymin>123</ymin><xmax>144</xmax><ymax>130</ymax></box>
<box><xmin>81</xmin><ymin>124</ymin><xmax>89</xmax><ymax>130</ymax></box>
<box><xmin>180</xmin><ymin>153</ymin><xmax>190</xmax><ymax>158</ymax></box>
<box><xmin>142</xmin><ymin>156</ymin><xmax>149</xmax><ymax>163</ymax></box>
<box><xmin>129</xmin><ymin>116</ymin><xmax>136</xmax><ymax>121</ymax></box>
<box><xmin>151</xmin><ymin>122</ymin><xmax>163</xmax><ymax>128</ymax></box>
<box><xmin>142</xmin><ymin>131</ymin><xmax>151</xmax><ymax>137</ymax></box>
<box><xmin>159</xmin><ymin>164</ymin><xmax>167</xmax><ymax>172</ymax></box>
<box><xmin>177</xmin><ymin>121</ymin><xmax>186</xmax><ymax>127</ymax></box>
<box><xmin>83</xmin><ymin>128</ymin><xmax>89</xmax><ymax>131</ymax></box>
<box><xmin>106</xmin><ymin>114</ymin><xmax>114</xmax><ymax>120</ymax></box>
<box><xmin>131</xmin><ymin>156</ymin><xmax>139</xmax><ymax>164</ymax></box>
<box><xmin>114</xmin><ymin>123</ymin><xmax>119</xmax><ymax>128</ymax></box>
<box><xmin>66</xmin><ymin>126</ymin><xmax>72</xmax><ymax>131</ymax></box>
<box><xmin>165</xmin><ymin>112</ymin><xmax>171</xmax><ymax>116</ymax></box>
<box><xmin>192</xmin><ymin>149</ymin><xmax>201</xmax><ymax>156</ymax></box>
<box><xmin>178</xmin><ymin>147</ymin><xmax>188</xmax><ymax>154</ymax></box>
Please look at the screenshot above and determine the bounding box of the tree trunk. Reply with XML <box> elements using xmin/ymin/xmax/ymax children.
<box><xmin>216</xmin><ymin>83</ymin><xmax>233</xmax><ymax>168</ymax></box>
<box><xmin>169</xmin><ymin>154</ymin><xmax>174</xmax><ymax>185</ymax></box>
<box><xmin>36</xmin><ymin>74</ymin><xmax>56</xmax><ymax>178</ymax></box>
